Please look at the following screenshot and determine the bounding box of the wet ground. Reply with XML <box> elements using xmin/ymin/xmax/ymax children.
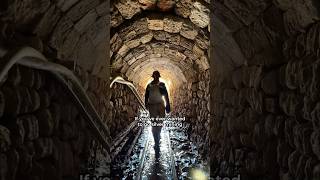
<box><xmin>138</xmin><ymin>125</ymin><xmax>176</xmax><ymax>180</ymax></box>
<box><xmin>169</xmin><ymin>125</ymin><xmax>209</xmax><ymax>180</ymax></box>
<box><xmin>118</xmin><ymin>120</ymin><xmax>209</xmax><ymax>180</ymax></box>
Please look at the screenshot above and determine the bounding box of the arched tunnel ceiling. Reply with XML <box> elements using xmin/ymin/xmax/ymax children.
<box><xmin>121</xmin><ymin>45</ymin><xmax>196</xmax><ymax>80</ymax></box>
<box><xmin>110</xmin><ymin>11</ymin><xmax>210</xmax><ymax>86</ymax></box>
<box><xmin>6</xmin><ymin>0</ymin><xmax>315</xmax><ymax>81</ymax></box>
<box><xmin>212</xmin><ymin>14</ymin><xmax>246</xmax><ymax>70</ymax></box>
<box><xmin>109</xmin><ymin>0</ymin><xmax>250</xmax><ymax>85</ymax></box>
<box><xmin>111</xmin><ymin>0</ymin><xmax>210</xmax><ymax>29</ymax></box>
<box><xmin>129</xmin><ymin>57</ymin><xmax>187</xmax><ymax>89</ymax></box>
<box><xmin>0</xmin><ymin>0</ymin><xmax>249</xmax><ymax>81</ymax></box>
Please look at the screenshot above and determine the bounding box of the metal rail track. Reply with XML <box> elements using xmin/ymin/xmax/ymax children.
<box><xmin>167</xmin><ymin>127</ymin><xmax>178</xmax><ymax>180</ymax></box>
<box><xmin>135</xmin><ymin>123</ymin><xmax>178</xmax><ymax>180</ymax></box>
<box><xmin>135</xmin><ymin>127</ymin><xmax>151</xmax><ymax>180</ymax></box>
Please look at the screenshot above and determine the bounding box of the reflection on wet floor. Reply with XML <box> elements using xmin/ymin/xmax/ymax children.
<box><xmin>139</xmin><ymin>126</ymin><xmax>175</xmax><ymax>180</ymax></box>
<box><xmin>120</xmin><ymin>121</ymin><xmax>208</xmax><ymax>180</ymax></box>
<box><xmin>169</xmin><ymin>125</ymin><xmax>208</xmax><ymax>179</ymax></box>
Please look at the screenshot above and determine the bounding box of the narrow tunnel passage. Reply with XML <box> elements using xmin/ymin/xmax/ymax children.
<box><xmin>108</xmin><ymin>1</ymin><xmax>211</xmax><ymax>179</ymax></box>
<box><xmin>1</xmin><ymin>0</ymin><xmax>320</xmax><ymax>180</ymax></box>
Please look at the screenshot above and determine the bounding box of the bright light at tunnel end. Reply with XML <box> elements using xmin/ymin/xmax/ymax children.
<box><xmin>145</xmin><ymin>77</ymin><xmax>171</xmax><ymax>91</ymax></box>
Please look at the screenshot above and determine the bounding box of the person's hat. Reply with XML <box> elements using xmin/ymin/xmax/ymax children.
<box><xmin>152</xmin><ymin>71</ymin><xmax>161</xmax><ymax>78</ymax></box>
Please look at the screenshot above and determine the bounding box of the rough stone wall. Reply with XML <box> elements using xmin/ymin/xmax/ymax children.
<box><xmin>0</xmin><ymin>1</ymin><xmax>113</xmax><ymax>178</ymax></box>
<box><xmin>74</xmin><ymin>65</ymin><xmax>110</xmax><ymax>125</ymax></box>
<box><xmin>0</xmin><ymin>0</ymin><xmax>109</xmax><ymax>78</ymax></box>
<box><xmin>210</xmin><ymin>1</ymin><xmax>320</xmax><ymax>179</ymax></box>
<box><xmin>0</xmin><ymin>0</ymin><xmax>112</xmax><ymax>129</ymax></box>
<box><xmin>109</xmin><ymin>0</ymin><xmax>210</xmax><ymax>89</ymax></box>
<box><xmin>110</xmin><ymin>14</ymin><xmax>209</xmax><ymax>88</ymax></box>
<box><xmin>172</xmin><ymin>83</ymin><xmax>193</xmax><ymax>120</ymax></box>
<box><xmin>0</xmin><ymin>3</ymin><xmax>113</xmax><ymax>177</ymax></box>
<box><xmin>136</xmin><ymin>85</ymin><xmax>145</xmax><ymax>101</ymax></box>
<box><xmin>109</xmin><ymin>83</ymin><xmax>141</xmax><ymax>138</ymax></box>
<box><xmin>173</xmin><ymin>70</ymin><xmax>210</xmax><ymax>156</ymax></box>
<box><xmin>190</xmin><ymin>70</ymin><xmax>210</xmax><ymax>156</ymax></box>
<box><xmin>0</xmin><ymin>65</ymin><xmax>109</xmax><ymax>180</ymax></box>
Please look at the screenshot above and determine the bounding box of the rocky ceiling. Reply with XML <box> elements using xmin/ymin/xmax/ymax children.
<box><xmin>0</xmin><ymin>0</ymin><xmax>247</xmax><ymax>84</ymax></box>
<box><xmin>2</xmin><ymin>0</ymin><xmax>316</xmax><ymax>86</ymax></box>
<box><xmin>1</xmin><ymin>0</ymin><xmax>110</xmax><ymax>77</ymax></box>
<box><xmin>129</xmin><ymin>57</ymin><xmax>187</xmax><ymax>89</ymax></box>
<box><xmin>110</xmin><ymin>0</ymin><xmax>211</xmax><ymax>89</ymax></box>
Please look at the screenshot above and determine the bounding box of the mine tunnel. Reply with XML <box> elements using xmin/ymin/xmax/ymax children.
<box><xmin>0</xmin><ymin>0</ymin><xmax>320</xmax><ymax>180</ymax></box>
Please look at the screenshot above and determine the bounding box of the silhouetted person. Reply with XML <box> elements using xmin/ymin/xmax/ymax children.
<box><xmin>145</xmin><ymin>71</ymin><xmax>170</xmax><ymax>157</ymax></box>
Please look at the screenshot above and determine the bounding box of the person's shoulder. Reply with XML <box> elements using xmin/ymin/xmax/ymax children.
<box><xmin>159</xmin><ymin>82</ymin><xmax>166</xmax><ymax>87</ymax></box>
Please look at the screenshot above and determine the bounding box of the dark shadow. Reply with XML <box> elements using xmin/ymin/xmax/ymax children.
<box><xmin>149</xmin><ymin>161</ymin><xmax>166</xmax><ymax>180</ymax></box>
